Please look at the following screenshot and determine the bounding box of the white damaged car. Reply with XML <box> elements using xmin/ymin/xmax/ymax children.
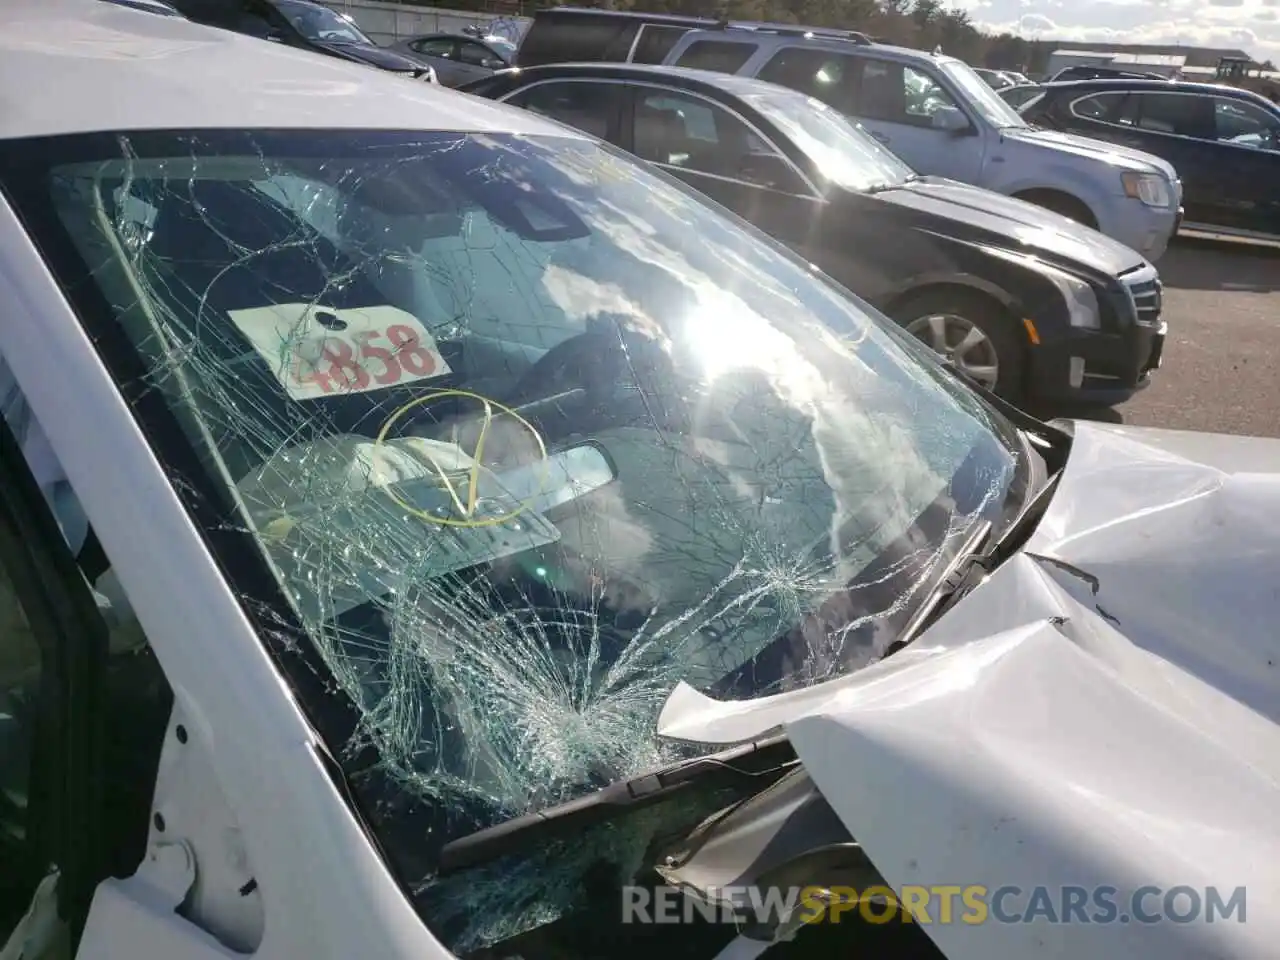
<box><xmin>0</xmin><ymin>3</ymin><xmax>1275</xmax><ymax>960</ymax></box>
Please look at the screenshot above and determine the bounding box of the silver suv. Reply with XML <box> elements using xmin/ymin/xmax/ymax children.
<box><xmin>662</xmin><ymin>28</ymin><xmax>1183</xmax><ymax>260</ymax></box>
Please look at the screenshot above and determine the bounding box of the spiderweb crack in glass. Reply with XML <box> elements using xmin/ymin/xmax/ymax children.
<box><xmin>42</xmin><ymin>130</ymin><xmax>1018</xmax><ymax>950</ymax></box>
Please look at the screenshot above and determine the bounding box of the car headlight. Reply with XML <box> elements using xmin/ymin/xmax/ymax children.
<box><xmin>1036</xmin><ymin>262</ymin><xmax>1101</xmax><ymax>329</ymax></box>
<box><xmin>1121</xmin><ymin>171</ymin><xmax>1173</xmax><ymax>208</ymax></box>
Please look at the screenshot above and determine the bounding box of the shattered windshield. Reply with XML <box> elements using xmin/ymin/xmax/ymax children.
<box><xmin>5</xmin><ymin>128</ymin><xmax>1024</xmax><ymax>951</ymax></box>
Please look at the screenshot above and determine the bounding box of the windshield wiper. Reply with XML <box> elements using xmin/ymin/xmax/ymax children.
<box><xmin>436</xmin><ymin>733</ymin><xmax>798</xmax><ymax>874</ymax></box>
<box><xmin>885</xmin><ymin>462</ymin><xmax>1064</xmax><ymax>657</ymax></box>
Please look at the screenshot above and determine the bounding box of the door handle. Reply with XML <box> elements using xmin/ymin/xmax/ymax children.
<box><xmin>870</xmin><ymin>131</ymin><xmax>891</xmax><ymax>144</ymax></box>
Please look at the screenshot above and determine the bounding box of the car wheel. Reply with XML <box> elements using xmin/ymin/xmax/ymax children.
<box><xmin>894</xmin><ymin>289</ymin><xmax>1025</xmax><ymax>400</ymax></box>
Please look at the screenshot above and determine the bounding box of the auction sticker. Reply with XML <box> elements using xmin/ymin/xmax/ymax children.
<box><xmin>229</xmin><ymin>303</ymin><xmax>452</xmax><ymax>401</ymax></box>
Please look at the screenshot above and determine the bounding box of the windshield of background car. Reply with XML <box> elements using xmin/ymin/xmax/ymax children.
<box><xmin>484</xmin><ymin>35</ymin><xmax>517</xmax><ymax>59</ymax></box>
<box><xmin>941</xmin><ymin>59</ymin><xmax>1028</xmax><ymax>128</ymax></box>
<box><xmin>742</xmin><ymin>89</ymin><xmax>917</xmax><ymax>191</ymax></box>
<box><xmin>2</xmin><ymin>126</ymin><xmax>1024</xmax><ymax>947</ymax></box>
<box><xmin>275</xmin><ymin>0</ymin><xmax>371</xmax><ymax>44</ymax></box>
<box><xmin>1003</xmin><ymin>85</ymin><xmax>1046</xmax><ymax>112</ymax></box>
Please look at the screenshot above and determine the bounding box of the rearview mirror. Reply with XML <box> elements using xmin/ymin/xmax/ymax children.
<box><xmin>931</xmin><ymin>106</ymin><xmax>970</xmax><ymax>134</ymax></box>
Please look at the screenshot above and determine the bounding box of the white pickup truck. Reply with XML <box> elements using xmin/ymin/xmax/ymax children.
<box><xmin>661</xmin><ymin>27</ymin><xmax>1184</xmax><ymax>261</ymax></box>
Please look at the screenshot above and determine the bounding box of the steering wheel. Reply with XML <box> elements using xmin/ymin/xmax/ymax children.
<box><xmin>503</xmin><ymin>320</ymin><xmax>670</xmax><ymax>411</ymax></box>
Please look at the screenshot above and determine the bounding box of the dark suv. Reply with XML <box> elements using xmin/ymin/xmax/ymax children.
<box><xmin>1019</xmin><ymin>79</ymin><xmax>1280</xmax><ymax>241</ymax></box>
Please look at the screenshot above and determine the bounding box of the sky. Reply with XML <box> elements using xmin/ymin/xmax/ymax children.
<box><xmin>957</xmin><ymin>0</ymin><xmax>1280</xmax><ymax>65</ymax></box>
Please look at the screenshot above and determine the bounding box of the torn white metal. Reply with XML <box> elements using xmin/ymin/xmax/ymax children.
<box><xmin>659</xmin><ymin>420</ymin><xmax>1280</xmax><ymax>960</ymax></box>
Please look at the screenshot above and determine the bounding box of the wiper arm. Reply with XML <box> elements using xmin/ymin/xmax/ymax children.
<box><xmin>885</xmin><ymin>465</ymin><xmax>1064</xmax><ymax>655</ymax></box>
<box><xmin>436</xmin><ymin>733</ymin><xmax>798</xmax><ymax>874</ymax></box>
<box><xmin>885</xmin><ymin>518</ymin><xmax>993</xmax><ymax>656</ymax></box>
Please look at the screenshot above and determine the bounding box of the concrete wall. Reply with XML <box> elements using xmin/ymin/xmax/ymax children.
<box><xmin>326</xmin><ymin>1</ymin><xmax>531</xmax><ymax>46</ymax></box>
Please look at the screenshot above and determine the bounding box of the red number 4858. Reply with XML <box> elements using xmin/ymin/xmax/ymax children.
<box><xmin>293</xmin><ymin>323</ymin><xmax>438</xmax><ymax>394</ymax></box>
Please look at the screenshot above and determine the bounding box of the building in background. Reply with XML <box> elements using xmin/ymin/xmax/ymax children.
<box><xmin>1045</xmin><ymin>49</ymin><xmax>1186</xmax><ymax>80</ymax></box>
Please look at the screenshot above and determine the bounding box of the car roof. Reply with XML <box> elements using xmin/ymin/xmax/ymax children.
<box><xmin>0</xmin><ymin>0</ymin><xmax>580</xmax><ymax>142</ymax></box>
<box><xmin>100</xmin><ymin>0</ymin><xmax>184</xmax><ymax>15</ymax></box>
<box><xmin>495</xmin><ymin>62</ymin><xmax>815</xmax><ymax>101</ymax></box>
<box><xmin>675</xmin><ymin>28</ymin><xmax>955</xmax><ymax>67</ymax></box>
<box><xmin>1038</xmin><ymin>78</ymin><xmax>1273</xmax><ymax>101</ymax></box>
<box><xmin>535</xmin><ymin>6</ymin><xmax>721</xmax><ymax>25</ymax></box>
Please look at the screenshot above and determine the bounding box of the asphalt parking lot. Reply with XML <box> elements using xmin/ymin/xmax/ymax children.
<box><xmin>1040</xmin><ymin>235</ymin><xmax>1280</xmax><ymax>439</ymax></box>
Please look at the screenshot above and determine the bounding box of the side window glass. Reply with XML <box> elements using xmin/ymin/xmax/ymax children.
<box><xmin>457</xmin><ymin>42</ymin><xmax>494</xmax><ymax>67</ymax></box>
<box><xmin>412</xmin><ymin>38</ymin><xmax>456</xmax><ymax>59</ymax></box>
<box><xmin>858</xmin><ymin>60</ymin><xmax>960</xmax><ymax>127</ymax></box>
<box><xmin>1213</xmin><ymin>98</ymin><xmax>1280</xmax><ymax>151</ymax></box>
<box><xmin>757</xmin><ymin>48</ymin><xmax>861</xmax><ymax>113</ymax></box>
<box><xmin>1133</xmin><ymin>93</ymin><xmax>1215</xmax><ymax>138</ymax></box>
<box><xmin>0</xmin><ymin>367</ymin><xmax>83</xmax><ymax>941</ymax></box>
<box><xmin>631</xmin><ymin>89</ymin><xmax>805</xmax><ymax>192</ymax></box>
<box><xmin>230</xmin><ymin>0</ymin><xmax>280</xmax><ymax>38</ymax></box>
<box><xmin>0</xmin><ymin>541</ymin><xmax>42</xmax><ymax>943</ymax></box>
<box><xmin>672</xmin><ymin>40</ymin><xmax>755</xmax><ymax>74</ymax></box>
<box><xmin>0</xmin><ymin>362</ymin><xmax>170</xmax><ymax>942</ymax></box>
<box><xmin>0</xmin><ymin>366</ymin><xmax>88</xmax><ymax>558</ymax></box>
<box><xmin>1070</xmin><ymin>93</ymin><xmax>1127</xmax><ymax>122</ymax></box>
<box><xmin>904</xmin><ymin>65</ymin><xmax>961</xmax><ymax>126</ymax></box>
<box><xmin>631</xmin><ymin>25</ymin><xmax>688</xmax><ymax>65</ymax></box>
<box><xmin>506</xmin><ymin>82</ymin><xmax>622</xmax><ymax>141</ymax></box>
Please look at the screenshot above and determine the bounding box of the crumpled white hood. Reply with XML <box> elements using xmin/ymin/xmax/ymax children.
<box><xmin>658</xmin><ymin>420</ymin><xmax>1280</xmax><ymax>959</ymax></box>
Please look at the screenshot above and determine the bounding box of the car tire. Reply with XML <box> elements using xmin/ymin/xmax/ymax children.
<box><xmin>1014</xmin><ymin>189</ymin><xmax>1098</xmax><ymax>229</ymax></box>
<box><xmin>892</xmin><ymin>289</ymin><xmax>1026</xmax><ymax>400</ymax></box>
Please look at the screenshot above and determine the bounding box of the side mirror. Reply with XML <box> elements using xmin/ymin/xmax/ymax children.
<box><xmin>482</xmin><ymin>58</ymin><xmax>505</xmax><ymax>70</ymax></box>
<box><xmin>932</xmin><ymin>106</ymin><xmax>971</xmax><ymax>135</ymax></box>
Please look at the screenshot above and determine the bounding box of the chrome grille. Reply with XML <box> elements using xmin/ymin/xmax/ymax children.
<box><xmin>1120</xmin><ymin>264</ymin><xmax>1162</xmax><ymax>328</ymax></box>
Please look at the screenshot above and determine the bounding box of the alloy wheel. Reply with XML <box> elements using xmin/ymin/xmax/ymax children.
<box><xmin>904</xmin><ymin>313</ymin><xmax>1000</xmax><ymax>389</ymax></box>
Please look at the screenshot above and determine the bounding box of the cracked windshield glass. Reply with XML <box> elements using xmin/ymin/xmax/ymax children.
<box><xmin>28</xmin><ymin>128</ymin><xmax>1024</xmax><ymax>950</ymax></box>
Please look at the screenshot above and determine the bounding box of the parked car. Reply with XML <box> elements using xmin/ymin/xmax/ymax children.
<box><xmin>513</xmin><ymin>6</ymin><xmax>872</xmax><ymax>68</ymax></box>
<box><xmin>974</xmin><ymin>67</ymin><xmax>1015</xmax><ymax>90</ymax></box>
<box><xmin>999</xmin><ymin>82</ymin><xmax>1047</xmax><ymax>110</ymax></box>
<box><xmin>100</xmin><ymin>0</ymin><xmax>184</xmax><ymax>14</ymax></box>
<box><xmin>516</xmin><ymin>6</ymin><xmax>722</xmax><ymax>66</ymax></box>
<box><xmin>6</xmin><ymin>6</ymin><xmax>1280</xmax><ymax>960</ymax></box>
<box><xmin>390</xmin><ymin>31</ymin><xmax>514</xmax><ymax>86</ymax></box>
<box><xmin>655</xmin><ymin>25</ymin><xmax>1184</xmax><ymax>262</ymax></box>
<box><xmin>463</xmin><ymin>63</ymin><xmax>1165</xmax><ymax>405</ymax></box>
<box><xmin>169</xmin><ymin>0</ymin><xmax>437</xmax><ymax>81</ymax></box>
<box><xmin>1018</xmin><ymin>79</ymin><xmax>1280</xmax><ymax>241</ymax></box>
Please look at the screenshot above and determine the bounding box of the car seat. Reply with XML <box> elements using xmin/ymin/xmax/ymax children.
<box><xmin>633</xmin><ymin>102</ymin><xmax>692</xmax><ymax>166</ymax></box>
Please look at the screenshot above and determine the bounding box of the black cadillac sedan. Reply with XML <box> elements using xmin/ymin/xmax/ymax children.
<box><xmin>463</xmin><ymin>64</ymin><xmax>1165</xmax><ymax>406</ymax></box>
<box><xmin>170</xmin><ymin>0</ymin><xmax>437</xmax><ymax>81</ymax></box>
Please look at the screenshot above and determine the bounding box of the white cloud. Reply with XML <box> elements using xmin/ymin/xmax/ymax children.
<box><xmin>955</xmin><ymin>0</ymin><xmax>1280</xmax><ymax>64</ymax></box>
